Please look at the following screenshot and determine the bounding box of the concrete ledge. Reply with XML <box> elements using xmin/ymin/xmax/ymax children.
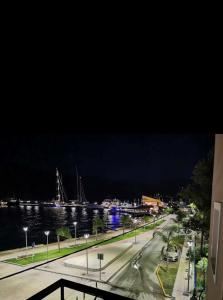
<box><xmin>64</xmin><ymin>242</ymin><xmax>133</xmax><ymax>272</ymax></box>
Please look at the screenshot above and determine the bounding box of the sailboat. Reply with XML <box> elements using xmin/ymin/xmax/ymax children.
<box><xmin>76</xmin><ymin>168</ymin><xmax>88</xmax><ymax>207</ymax></box>
<box><xmin>43</xmin><ymin>168</ymin><xmax>67</xmax><ymax>207</ymax></box>
<box><xmin>79</xmin><ymin>174</ymin><xmax>101</xmax><ymax>209</ymax></box>
<box><xmin>72</xmin><ymin>168</ymin><xmax>101</xmax><ymax>208</ymax></box>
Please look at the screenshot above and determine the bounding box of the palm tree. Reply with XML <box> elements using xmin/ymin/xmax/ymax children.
<box><xmin>154</xmin><ymin>228</ymin><xmax>182</xmax><ymax>268</ymax></box>
<box><xmin>121</xmin><ymin>215</ymin><xmax>132</xmax><ymax>235</ymax></box>
<box><xmin>188</xmin><ymin>202</ymin><xmax>198</xmax><ymax>215</ymax></box>
<box><xmin>103</xmin><ymin>212</ymin><xmax>109</xmax><ymax>229</ymax></box>
<box><xmin>171</xmin><ymin>218</ymin><xmax>182</xmax><ymax>236</ymax></box>
<box><xmin>56</xmin><ymin>227</ymin><xmax>72</xmax><ymax>252</ymax></box>
<box><xmin>93</xmin><ymin>216</ymin><xmax>104</xmax><ymax>240</ymax></box>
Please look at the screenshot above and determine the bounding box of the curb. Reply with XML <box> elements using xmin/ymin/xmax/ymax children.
<box><xmin>155</xmin><ymin>264</ymin><xmax>172</xmax><ymax>298</ymax></box>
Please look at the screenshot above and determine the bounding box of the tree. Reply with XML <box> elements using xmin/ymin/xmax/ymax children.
<box><xmin>121</xmin><ymin>215</ymin><xmax>132</xmax><ymax>235</ymax></box>
<box><xmin>56</xmin><ymin>227</ymin><xmax>72</xmax><ymax>252</ymax></box>
<box><xmin>165</xmin><ymin>207</ymin><xmax>174</xmax><ymax>214</ymax></box>
<box><xmin>155</xmin><ymin>228</ymin><xmax>182</xmax><ymax>251</ymax></box>
<box><xmin>183</xmin><ymin>210</ymin><xmax>210</xmax><ymax>256</ymax></box>
<box><xmin>188</xmin><ymin>202</ymin><xmax>198</xmax><ymax>214</ymax></box>
<box><xmin>178</xmin><ymin>150</ymin><xmax>214</xmax><ymax>255</ymax></box>
<box><xmin>155</xmin><ymin>228</ymin><xmax>183</xmax><ymax>268</ymax></box>
<box><xmin>172</xmin><ymin>209</ymin><xmax>187</xmax><ymax>236</ymax></box>
<box><xmin>179</xmin><ymin>150</ymin><xmax>213</xmax><ymax>213</ymax></box>
<box><xmin>171</xmin><ymin>218</ymin><xmax>182</xmax><ymax>236</ymax></box>
<box><xmin>92</xmin><ymin>216</ymin><xmax>104</xmax><ymax>240</ymax></box>
<box><xmin>103</xmin><ymin>212</ymin><xmax>109</xmax><ymax>229</ymax></box>
<box><xmin>176</xmin><ymin>209</ymin><xmax>187</xmax><ymax>222</ymax></box>
<box><xmin>196</xmin><ymin>257</ymin><xmax>208</xmax><ymax>293</ymax></box>
<box><xmin>187</xmin><ymin>244</ymin><xmax>208</xmax><ymax>264</ymax></box>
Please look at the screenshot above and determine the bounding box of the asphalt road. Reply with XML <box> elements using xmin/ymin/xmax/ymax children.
<box><xmin>108</xmin><ymin>224</ymin><xmax>172</xmax><ymax>299</ymax></box>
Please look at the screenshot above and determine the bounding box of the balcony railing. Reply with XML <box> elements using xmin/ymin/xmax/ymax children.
<box><xmin>27</xmin><ymin>278</ymin><xmax>131</xmax><ymax>300</ymax></box>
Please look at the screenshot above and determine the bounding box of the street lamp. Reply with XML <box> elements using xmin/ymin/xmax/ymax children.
<box><xmin>187</xmin><ymin>240</ymin><xmax>193</xmax><ymax>294</ymax></box>
<box><xmin>133</xmin><ymin>218</ymin><xmax>137</xmax><ymax>244</ymax></box>
<box><xmin>73</xmin><ymin>222</ymin><xmax>77</xmax><ymax>245</ymax></box>
<box><xmin>84</xmin><ymin>233</ymin><xmax>89</xmax><ymax>274</ymax></box>
<box><xmin>23</xmin><ymin>227</ymin><xmax>28</xmax><ymax>251</ymax></box>
<box><xmin>44</xmin><ymin>231</ymin><xmax>50</xmax><ymax>261</ymax></box>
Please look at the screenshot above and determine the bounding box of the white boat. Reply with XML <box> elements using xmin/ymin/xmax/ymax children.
<box><xmin>101</xmin><ymin>198</ymin><xmax>120</xmax><ymax>208</ymax></box>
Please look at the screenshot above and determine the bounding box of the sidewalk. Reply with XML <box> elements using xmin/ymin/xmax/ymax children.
<box><xmin>0</xmin><ymin>215</ymin><xmax>169</xmax><ymax>280</ymax></box>
<box><xmin>172</xmin><ymin>241</ymin><xmax>194</xmax><ymax>299</ymax></box>
<box><xmin>37</xmin><ymin>216</ymin><xmax>171</xmax><ymax>283</ymax></box>
<box><xmin>0</xmin><ymin>214</ymin><xmax>168</xmax><ymax>261</ymax></box>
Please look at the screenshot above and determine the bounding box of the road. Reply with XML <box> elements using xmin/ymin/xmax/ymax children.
<box><xmin>107</xmin><ymin>224</ymin><xmax>173</xmax><ymax>299</ymax></box>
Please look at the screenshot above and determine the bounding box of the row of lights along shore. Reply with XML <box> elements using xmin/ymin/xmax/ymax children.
<box><xmin>22</xmin><ymin>217</ymin><xmax>140</xmax><ymax>270</ymax></box>
<box><xmin>22</xmin><ymin>222</ymin><xmax>79</xmax><ymax>262</ymax></box>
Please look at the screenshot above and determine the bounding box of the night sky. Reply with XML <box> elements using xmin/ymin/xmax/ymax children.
<box><xmin>0</xmin><ymin>133</ymin><xmax>215</xmax><ymax>202</ymax></box>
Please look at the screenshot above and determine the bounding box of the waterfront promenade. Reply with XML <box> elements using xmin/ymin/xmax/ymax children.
<box><xmin>0</xmin><ymin>215</ymin><xmax>172</xmax><ymax>299</ymax></box>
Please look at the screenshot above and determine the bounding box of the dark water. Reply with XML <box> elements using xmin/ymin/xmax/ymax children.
<box><xmin>0</xmin><ymin>206</ymin><xmax>122</xmax><ymax>251</ymax></box>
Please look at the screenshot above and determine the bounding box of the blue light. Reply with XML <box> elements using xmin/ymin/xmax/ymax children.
<box><xmin>111</xmin><ymin>214</ymin><xmax>120</xmax><ymax>230</ymax></box>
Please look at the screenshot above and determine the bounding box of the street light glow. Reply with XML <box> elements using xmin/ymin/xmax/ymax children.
<box><xmin>84</xmin><ymin>233</ymin><xmax>90</xmax><ymax>274</ymax></box>
<box><xmin>73</xmin><ymin>222</ymin><xmax>78</xmax><ymax>245</ymax></box>
<box><xmin>44</xmin><ymin>231</ymin><xmax>50</xmax><ymax>261</ymax></box>
<box><xmin>133</xmin><ymin>263</ymin><xmax>139</xmax><ymax>270</ymax></box>
<box><xmin>187</xmin><ymin>241</ymin><xmax>193</xmax><ymax>247</ymax></box>
<box><xmin>23</xmin><ymin>227</ymin><xmax>28</xmax><ymax>250</ymax></box>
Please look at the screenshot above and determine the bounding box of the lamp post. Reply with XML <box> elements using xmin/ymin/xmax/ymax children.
<box><xmin>73</xmin><ymin>222</ymin><xmax>77</xmax><ymax>245</ymax></box>
<box><xmin>134</xmin><ymin>218</ymin><xmax>137</xmax><ymax>244</ymax></box>
<box><xmin>44</xmin><ymin>231</ymin><xmax>50</xmax><ymax>261</ymax></box>
<box><xmin>23</xmin><ymin>227</ymin><xmax>28</xmax><ymax>251</ymax></box>
<box><xmin>187</xmin><ymin>240</ymin><xmax>193</xmax><ymax>294</ymax></box>
<box><xmin>84</xmin><ymin>233</ymin><xmax>89</xmax><ymax>274</ymax></box>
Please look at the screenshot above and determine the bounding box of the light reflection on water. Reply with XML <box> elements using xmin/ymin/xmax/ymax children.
<box><xmin>0</xmin><ymin>206</ymin><xmax>122</xmax><ymax>251</ymax></box>
<box><xmin>110</xmin><ymin>214</ymin><xmax>120</xmax><ymax>230</ymax></box>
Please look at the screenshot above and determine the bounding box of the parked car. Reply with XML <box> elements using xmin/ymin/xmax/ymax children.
<box><xmin>163</xmin><ymin>246</ymin><xmax>179</xmax><ymax>262</ymax></box>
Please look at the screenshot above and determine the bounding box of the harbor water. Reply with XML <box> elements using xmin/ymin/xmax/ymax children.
<box><xmin>0</xmin><ymin>206</ymin><xmax>122</xmax><ymax>251</ymax></box>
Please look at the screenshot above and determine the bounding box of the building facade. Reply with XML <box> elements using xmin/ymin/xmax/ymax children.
<box><xmin>206</xmin><ymin>134</ymin><xmax>223</xmax><ymax>299</ymax></box>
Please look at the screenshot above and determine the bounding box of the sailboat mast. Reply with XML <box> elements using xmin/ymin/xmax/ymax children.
<box><xmin>76</xmin><ymin>166</ymin><xmax>79</xmax><ymax>202</ymax></box>
<box><xmin>79</xmin><ymin>176</ymin><xmax>82</xmax><ymax>203</ymax></box>
<box><xmin>79</xmin><ymin>176</ymin><xmax>87</xmax><ymax>203</ymax></box>
<box><xmin>56</xmin><ymin>168</ymin><xmax>61</xmax><ymax>203</ymax></box>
